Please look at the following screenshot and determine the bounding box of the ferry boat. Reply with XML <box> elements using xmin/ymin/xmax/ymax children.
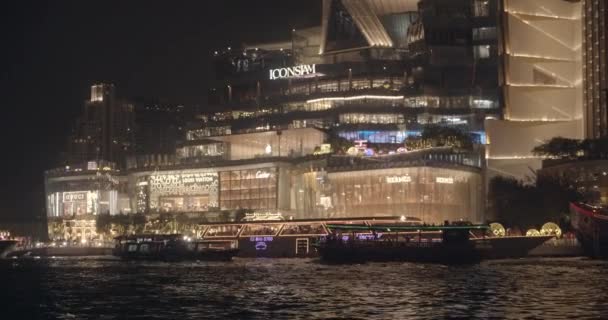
<box><xmin>197</xmin><ymin>216</ymin><xmax>423</xmax><ymax>258</ymax></box>
<box><xmin>113</xmin><ymin>234</ymin><xmax>238</xmax><ymax>261</ymax></box>
<box><xmin>570</xmin><ymin>202</ymin><xmax>608</xmax><ymax>258</ymax></box>
<box><xmin>193</xmin><ymin>216</ymin><xmax>552</xmax><ymax>260</ymax></box>
<box><xmin>0</xmin><ymin>240</ymin><xmax>17</xmax><ymax>258</ymax></box>
<box><xmin>314</xmin><ymin>223</ymin><xmax>554</xmax><ymax>263</ymax></box>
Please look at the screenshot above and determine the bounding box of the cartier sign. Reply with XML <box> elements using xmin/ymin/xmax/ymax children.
<box><xmin>269</xmin><ymin>64</ymin><xmax>316</xmax><ymax>80</ymax></box>
<box><xmin>255</xmin><ymin>170</ymin><xmax>271</xmax><ymax>179</ymax></box>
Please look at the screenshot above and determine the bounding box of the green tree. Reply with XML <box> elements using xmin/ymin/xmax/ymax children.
<box><xmin>532</xmin><ymin>137</ymin><xmax>581</xmax><ymax>159</ymax></box>
<box><xmin>488</xmin><ymin>176</ymin><xmax>536</xmax><ymax>228</ymax></box>
<box><xmin>327</xmin><ymin>135</ymin><xmax>352</xmax><ymax>154</ymax></box>
<box><xmin>580</xmin><ymin>137</ymin><xmax>608</xmax><ymax>159</ymax></box>
<box><xmin>488</xmin><ymin>175</ymin><xmax>583</xmax><ymax>230</ymax></box>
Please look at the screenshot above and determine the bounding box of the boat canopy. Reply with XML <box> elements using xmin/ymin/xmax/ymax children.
<box><xmin>325</xmin><ymin>224</ymin><xmax>489</xmax><ymax>232</ymax></box>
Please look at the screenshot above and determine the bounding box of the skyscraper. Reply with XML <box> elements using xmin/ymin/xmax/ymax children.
<box><xmin>583</xmin><ymin>0</ymin><xmax>608</xmax><ymax>138</ymax></box>
<box><xmin>65</xmin><ymin>84</ymin><xmax>135</xmax><ymax>167</ymax></box>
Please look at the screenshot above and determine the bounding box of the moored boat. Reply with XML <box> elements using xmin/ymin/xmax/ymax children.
<box><xmin>315</xmin><ymin>224</ymin><xmax>488</xmax><ymax>264</ymax></box>
<box><xmin>315</xmin><ymin>223</ymin><xmax>554</xmax><ymax>264</ymax></box>
<box><xmin>113</xmin><ymin>234</ymin><xmax>239</xmax><ymax>261</ymax></box>
<box><xmin>472</xmin><ymin>235</ymin><xmax>555</xmax><ymax>259</ymax></box>
<box><xmin>570</xmin><ymin>202</ymin><xmax>608</xmax><ymax>258</ymax></box>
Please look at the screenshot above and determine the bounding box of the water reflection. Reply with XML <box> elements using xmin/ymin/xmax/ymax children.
<box><xmin>1</xmin><ymin>257</ymin><xmax>607</xmax><ymax>319</ymax></box>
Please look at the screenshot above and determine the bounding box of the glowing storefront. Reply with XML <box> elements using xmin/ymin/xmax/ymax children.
<box><xmin>146</xmin><ymin>171</ymin><xmax>219</xmax><ymax>212</ymax></box>
<box><xmin>130</xmin><ymin>162</ymin><xmax>291</xmax><ymax>214</ymax></box>
<box><xmin>45</xmin><ymin>167</ymin><xmax>128</xmax><ymax>217</ymax></box>
<box><xmin>292</xmin><ymin>165</ymin><xmax>484</xmax><ymax>224</ymax></box>
<box><xmin>179</xmin><ymin>127</ymin><xmax>326</xmax><ymax>160</ymax></box>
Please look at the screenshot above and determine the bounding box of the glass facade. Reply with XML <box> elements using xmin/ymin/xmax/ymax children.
<box><xmin>186</xmin><ymin>126</ymin><xmax>231</xmax><ymax>140</ymax></box>
<box><xmin>338</xmin><ymin>130</ymin><xmax>420</xmax><ymax>143</ymax></box>
<box><xmin>287</xmin><ymin>77</ymin><xmax>403</xmax><ymax>95</ymax></box>
<box><xmin>472</xmin><ymin>27</ymin><xmax>497</xmax><ymax>41</ymax></box>
<box><xmin>292</xmin><ymin>167</ymin><xmax>483</xmax><ymax>224</ymax></box>
<box><xmin>47</xmin><ymin>191</ymin><xmax>99</xmax><ymax>217</ymax></box>
<box><xmin>473</xmin><ymin>0</ymin><xmax>490</xmax><ymax>17</ymax></box>
<box><xmin>45</xmin><ymin>173</ymin><xmax>124</xmax><ymax>217</ymax></box>
<box><xmin>176</xmin><ymin>143</ymin><xmax>226</xmax><ymax>159</ymax></box>
<box><xmin>220</xmin><ymin>168</ymin><xmax>278</xmax><ymax>210</ymax></box>
<box><xmin>339</xmin><ymin>113</ymin><xmax>404</xmax><ymax>124</ymax></box>
<box><xmin>148</xmin><ymin>171</ymin><xmax>220</xmax><ymax>212</ymax></box>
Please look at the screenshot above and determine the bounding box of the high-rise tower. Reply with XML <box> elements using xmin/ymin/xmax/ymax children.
<box><xmin>65</xmin><ymin>84</ymin><xmax>135</xmax><ymax>167</ymax></box>
<box><xmin>583</xmin><ymin>0</ymin><xmax>608</xmax><ymax>138</ymax></box>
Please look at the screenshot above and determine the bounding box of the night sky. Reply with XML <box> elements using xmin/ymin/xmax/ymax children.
<box><xmin>0</xmin><ymin>0</ymin><xmax>321</xmax><ymax>222</ymax></box>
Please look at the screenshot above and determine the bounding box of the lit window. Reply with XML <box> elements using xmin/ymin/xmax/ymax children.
<box><xmin>473</xmin><ymin>45</ymin><xmax>490</xmax><ymax>59</ymax></box>
<box><xmin>472</xmin><ymin>27</ymin><xmax>496</xmax><ymax>41</ymax></box>
<box><xmin>472</xmin><ymin>0</ymin><xmax>490</xmax><ymax>17</ymax></box>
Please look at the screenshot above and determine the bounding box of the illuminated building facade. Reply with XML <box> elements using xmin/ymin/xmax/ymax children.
<box><xmin>46</xmin><ymin>0</ymin><xmax>511</xmax><ymax>240</ymax></box>
<box><xmin>292</xmin><ymin>155</ymin><xmax>484</xmax><ymax>223</ymax></box>
<box><xmin>127</xmin><ymin>162</ymin><xmax>291</xmax><ymax>214</ymax></box>
<box><xmin>45</xmin><ymin>161</ymin><xmax>131</xmax><ymax>218</ymax></box>
<box><xmin>486</xmin><ymin>0</ymin><xmax>584</xmax><ymax>179</ymax></box>
<box><xmin>583</xmin><ymin>0</ymin><xmax>608</xmax><ymax>138</ymax></box>
<box><xmin>208</xmin><ymin>0</ymin><xmax>501</xmax><ymax>147</ymax></box>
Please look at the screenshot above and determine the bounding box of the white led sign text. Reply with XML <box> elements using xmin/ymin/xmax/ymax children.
<box><xmin>386</xmin><ymin>176</ymin><xmax>412</xmax><ymax>184</ymax></box>
<box><xmin>255</xmin><ymin>170</ymin><xmax>271</xmax><ymax>179</ymax></box>
<box><xmin>436</xmin><ymin>177</ymin><xmax>454</xmax><ymax>184</ymax></box>
<box><xmin>269</xmin><ymin>64</ymin><xmax>316</xmax><ymax>80</ymax></box>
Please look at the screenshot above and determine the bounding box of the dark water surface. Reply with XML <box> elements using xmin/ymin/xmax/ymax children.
<box><xmin>1</xmin><ymin>257</ymin><xmax>607</xmax><ymax>319</ymax></box>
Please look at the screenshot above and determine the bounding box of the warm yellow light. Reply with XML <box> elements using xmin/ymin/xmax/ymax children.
<box><xmin>526</xmin><ymin>229</ymin><xmax>541</xmax><ymax>237</ymax></box>
<box><xmin>540</xmin><ymin>222</ymin><xmax>562</xmax><ymax>237</ymax></box>
<box><xmin>306</xmin><ymin>95</ymin><xmax>404</xmax><ymax>104</ymax></box>
<box><xmin>505</xmin><ymin>10</ymin><xmax>579</xmax><ymax>21</ymax></box>
<box><xmin>489</xmin><ymin>223</ymin><xmax>506</xmax><ymax>237</ymax></box>
<box><xmin>487</xmin><ymin>155</ymin><xmax>547</xmax><ymax>160</ymax></box>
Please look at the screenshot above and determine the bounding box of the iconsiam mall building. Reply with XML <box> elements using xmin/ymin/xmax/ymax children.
<box><xmin>486</xmin><ymin>0</ymin><xmax>584</xmax><ymax>179</ymax></box>
<box><xmin>49</xmin><ymin>0</ymin><xmax>591</xmax><ymax>239</ymax></box>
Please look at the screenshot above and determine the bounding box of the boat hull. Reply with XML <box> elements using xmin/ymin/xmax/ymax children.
<box><xmin>316</xmin><ymin>236</ymin><xmax>553</xmax><ymax>264</ymax></box>
<box><xmin>473</xmin><ymin>236</ymin><xmax>554</xmax><ymax>259</ymax></box>
<box><xmin>570</xmin><ymin>203</ymin><xmax>608</xmax><ymax>258</ymax></box>
<box><xmin>316</xmin><ymin>243</ymin><xmax>481</xmax><ymax>264</ymax></box>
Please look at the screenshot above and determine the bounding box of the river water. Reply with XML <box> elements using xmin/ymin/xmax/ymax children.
<box><xmin>1</xmin><ymin>257</ymin><xmax>607</xmax><ymax>319</ymax></box>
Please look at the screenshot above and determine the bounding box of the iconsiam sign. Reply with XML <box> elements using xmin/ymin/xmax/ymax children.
<box><xmin>269</xmin><ymin>64</ymin><xmax>316</xmax><ymax>80</ymax></box>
